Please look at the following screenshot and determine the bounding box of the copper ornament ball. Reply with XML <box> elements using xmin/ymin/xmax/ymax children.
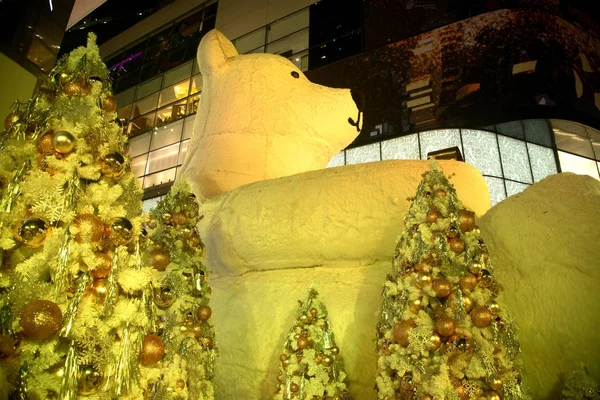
<box><xmin>393</xmin><ymin>319</ymin><xmax>415</xmax><ymax>347</ymax></box>
<box><xmin>37</xmin><ymin>132</ymin><xmax>55</xmax><ymax>155</ymax></box>
<box><xmin>91</xmin><ymin>252</ymin><xmax>113</xmax><ymax>279</ymax></box>
<box><xmin>432</xmin><ymin>277</ymin><xmax>452</xmax><ymax>298</ymax></box>
<box><xmin>459</xmin><ymin>274</ymin><xmax>478</xmax><ymax>292</ymax></box>
<box><xmin>471</xmin><ymin>306</ymin><xmax>492</xmax><ymax>328</ymax></box>
<box><xmin>140</xmin><ymin>334</ymin><xmax>165</xmax><ymax>366</ymax></box>
<box><xmin>197</xmin><ymin>305</ymin><xmax>212</xmax><ymax>321</ymax></box>
<box><xmin>101</xmin><ymin>96</ymin><xmax>117</xmax><ymax>113</ymax></box>
<box><xmin>0</xmin><ymin>334</ymin><xmax>15</xmax><ymax>358</ymax></box>
<box><xmin>434</xmin><ymin>188</ymin><xmax>446</xmax><ymax>197</ymax></box>
<box><xmin>290</xmin><ymin>383</ymin><xmax>300</xmax><ymax>393</ymax></box>
<box><xmin>435</xmin><ymin>316</ymin><xmax>456</xmax><ymax>337</ymax></box>
<box><xmin>150</xmin><ymin>248</ymin><xmax>170</xmax><ymax>271</ymax></box>
<box><xmin>171</xmin><ymin>212</ymin><xmax>188</xmax><ymax>226</ymax></box>
<box><xmin>458</xmin><ymin>209</ymin><xmax>476</xmax><ymax>232</ymax></box>
<box><xmin>20</xmin><ymin>299</ymin><xmax>62</xmax><ymax>340</ymax></box>
<box><xmin>72</xmin><ymin>214</ymin><xmax>105</xmax><ymax>243</ymax></box>
<box><xmin>448</xmin><ymin>237</ymin><xmax>465</xmax><ymax>254</ymax></box>
<box><xmin>426</xmin><ymin>209</ymin><xmax>440</xmax><ymax>223</ymax></box>
<box><xmin>297</xmin><ymin>337</ymin><xmax>310</xmax><ymax>349</ymax></box>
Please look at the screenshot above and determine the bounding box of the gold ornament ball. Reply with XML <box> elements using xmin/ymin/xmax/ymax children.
<box><xmin>435</xmin><ymin>316</ymin><xmax>456</xmax><ymax>337</ymax></box>
<box><xmin>37</xmin><ymin>132</ymin><xmax>55</xmax><ymax>155</ymax></box>
<box><xmin>100</xmin><ymin>152</ymin><xmax>126</xmax><ymax>178</ymax></box>
<box><xmin>4</xmin><ymin>112</ymin><xmax>18</xmax><ymax>130</ymax></box>
<box><xmin>150</xmin><ymin>248</ymin><xmax>170</xmax><ymax>271</ymax></box>
<box><xmin>109</xmin><ymin>217</ymin><xmax>134</xmax><ymax>245</ymax></box>
<box><xmin>488</xmin><ymin>376</ymin><xmax>503</xmax><ymax>391</ymax></box>
<box><xmin>448</xmin><ymin>237</ymin><xmax>465</xmax><ymax>254</ymax></box>
<box><xmin>172</xmin><ymin>212</ymin><xmax>188</xmax><ymax>226</ymax></box>
<box><xmin>197</xmin><ymin>305</ymin><xmax>212</xmax><ymax>321</ymax></box>
<box><xmin>434</xmin><ymin>188</ymin><xmax>446</xmax><ymax>197</ymax></box>
<box><xmin>393</xmin><ymin>320</ymin><xmax>415</xmax><ymax>347</ymax></box>
<box><xmin>409</xmin><ymin>297</ymin><xmax>423</xmax><ymax>313</ymax></box>
<box><xmin>72</xmin><ymin>214</ymin><xmax>104</xmax><ymax>243</ymax></box>
<box><xmin>426</xmin><ymin>332</ymin><xmax>442</xmax><ymax>351</ymax></box>
<box><xmin>187</xmin><ymin>231</ymin><xmax>202</xmax><ymax>247</ymax></box>
<box><xmin>14</xmin><ymin>218</ymin><xmax>50</xmax><ymax>248</ymax></box>
<box><xmin>51</xmin><ymin>131</ymin><xmax>76</xmax><ymax>154</ymax></box>
<box><xmin>309</xmin><ymin>307</ymin><xmax>318</xmax><ymax>317</ymax></box>
<box><xmin>420</xmin><ymin>395</ymin><xmax>434</xmax><ymax>400</ymax></box>
<box><xmin>471</xmin><ymin>306</ymin><xmax>492</xmax><ymax>328</ymax></box>
<box><xmin>458</xmin><ymin>209</ymin><xmax>476</xmax><ymax>232</ymax></box>
<box><xmin>91</xmin><ymin>252</ymin><xmax>113</xmax><ymax>279</ymax></box>
<box><xmin>414</xmin><ymin>271</ymin><xmax>432</xmax><ymax>288</ymax></box>
<box><xmin>297</xmin><ymin>337</ymin><xmax>310</xmax><ymax>350</ymax></box>
<box><xmin>140</xmin><ymin>334</ymin><xmax>165</xmax><ymax>366</ymax></box>
<box><xmin>154</xmin><ymin>286</ymin><xmax>176</xmax><ymax>309</ymax></box>
<box><xmin>77</xmin><ymin>365</ymin><xmax>103</xmax><ymax>395</ymax></box>
<box><xmin>459</xmin><ymin>274</ymin><xmax>478</xmax><ymax>292</ymax></box>
<box><xmin>432</xmin><ymin>277</ymin><xmax>452</xmax><ymax>298</ymax></box>
<box><xmin>20</xmin><ymin>300</ymin><xmax>62</xmax><ymax>340</ymax></box>
<box><xmin>330</xmin><ymin>346</ymin><xmax>340</xmax><ymax>355</ymax></box>
<box><xmin>200</xmin><ymin>336</ymin><xmax>214</xmax><ymax>349</ymax></box>
<box><xmin>101</xmin><ymin>96</ymin><xmax>118</xmax><ymax>113</ymax></box>
<box><xmin>290</xmin><ymin>383</ymin><xmax>299</xmax><ymax>393</ymax></box>
<box><xmin>462</xmin><ymin>296</ymin><xmax>474</xmax><ymax>313</ymax></box>
<box><xmin>279</xmin><ymin>353</ymin><xmax>288</xmax><ymax>362</ymax></box>
<box><xmin>190</xmin><ymin>325</ymin><xmax>203</xmax><ymax>338</ymax></box>
<box><xmin>0</xmin><ymin>334</ymin><xmax>15</xmax><ymax>358</ymax></box>
<box><xmin>468</xmin><ymin>260</ymin><xmax>483</xmax><ymax>275</ymax></box>
<box><xmin>63</xmin><ymin>80</ymin><xmax>89</xmax><ymax>96</ymax></box>
<box><xmin>322</xmin><ymin>355</ymin><xmax>333</xmax><ymax>367</ymax></box>
<box><xmin>447</xmin><ymin>292</ymin><xmax>474</xmax><ymax>313</ymax></box>
<box><xmin>484</xmin><ymin>391</ymin><xmax>501</xmax><ymax>400</ymax></box>
<box><xmin>87</xmin><ymin>278</ymin><xmax>118</xmax><ymax>306</ymax></box>
<box><xmin>488</xmin><ymin>301</ymin><xmax>501</xmax><ymax>315</ymax></box>
<box><xmin>426</xmin><ymin>209</ymin><xmax>440</xmax><ymax>223</ymax></box>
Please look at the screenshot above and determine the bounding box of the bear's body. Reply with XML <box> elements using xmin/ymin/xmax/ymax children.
<box><xmin>182</xmin><ymin>30</ymin><xmax>361</xmax><ymax>198</ymax></box>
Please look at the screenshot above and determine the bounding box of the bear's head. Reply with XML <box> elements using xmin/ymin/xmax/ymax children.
<box><xmin>182</xmin><ymin>30</ymin><xmax>362</xmax><ymax>198</ymax></box>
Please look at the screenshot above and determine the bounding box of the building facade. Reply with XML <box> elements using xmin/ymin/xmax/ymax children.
<box><xmin>98</xmin><ymin>0</ymin><xmax>600</xmax><ymax>208</ymax></box>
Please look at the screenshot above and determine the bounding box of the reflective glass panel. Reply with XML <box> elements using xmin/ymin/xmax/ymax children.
<box><xmin>150</xmin><ymin>119</ymin><xmax>184</xmax><ymax>151</ymax></box>
<box><xmin>505</xmin><ymin>180</ymin><xmax>530</xmax><ymax>197</ymax></box>
<box><xmin>132</xmin><ymin>93</ymin><xmax>159</xmax><ymax>117</ymax></box>
<box><xmin>289</xmin><ymin>49</ymin><xmax>309</xmax><ymax>72</ymax></box>
<box><xmin>484</xmin><ymin>176</ymin><xmax>506</xmax><ymax>206</ymax></box>
<box><xmin>188</xmin><ymin>94</ymin><xmax>201</xmax><ymax>115</ymax></box>
<box><xmin>136</xmin><ymin>76</ymin><xmax>162</xmax><ymax>100</ymax></box>
<box><xmin>419</xmin><ymin>129</ymin><xmax>461</xmax><ymax>159</ymax></box>
<box><xmin>158</xmin><ymin>79</ymin><xmax>191</xmax><ymax>107</ymax></box>
<box><xmin>144</xmin><ymin>168</ymin><xmax>177</xmax><ymax>188</ymax></box>
<box><xmin>162</xmin><ymin>61</ymin><xmax>192</xmax><ymax>88</ymax></box>
<box><xmin>146</xmin><ymin>143</ymin><xmax>180</xmax><ymax>174</ymax></box>
<box><xmin>345</xmin><ymin>143</ymin><xmax>380</xmax><ymax>165</ymax></box>
<box><xmin>326</xmin><ymin>152</ymin><xmax>345</xmax><ymax>168</ymax></box>
<box><xmin>527</xmin><ymin>143</ymin><xmax>557</xmax><ymax>182</ymax></box>
<box><xmin>127</xmin><ymin>132</ymin><xmax>151</xmax><ymax>157</ymax></box>
<box><xmin>118</xmin><ymin>104</ymin><xmax>132</xmax><ymax>122</ymax></box>
<box><xmin>267</xmin><ymin>9</ymin><xmax>309</xmax><ymax>43</ymax></box>
<box><xmin>129</xmin><ymin>112</ymin><xmax>156</xmax><ymax>135</ymax></box>
<box><xmin>190</xmin><ymin>74</ymin><xmax>203</xmax><ymax>94</ymax></box>
<box><xmin>178</xmin><ymin>139</ymin><xmax>190</xmax><ymax>165</ymax></box>
<box><xmin>461</xmin><ymin>129</ymin><xmax>502</xmax><ymax>176</ymax></box>
<box><xmin>156</xmin><ymin>100</ymin><xmax>187</xmax><ymax>127</ymax></box>
<box><xmin>116</xmin><ymin>86</ymin><xmax>136</xmax><ymax>107</ymax></box>
<box><xmin>234</xmin><ymin>27</ymin><xmax>266</xmax><ymax>54</ymax></box>
<box><xmin>266</xmin><ymin>28</ymin><xmax>309</xmax><ymax>56</ymax></box>
<box><xmin>130</xmin><ymin>154</ymin><xmax>148</xmax><ymax>177</ymax></box>
<box><xmin>523</xmin><ymin>119</ymin><xmax>552</xmax><ymax>147</ymax></box>
<box><xmin>496</xmin><ymin>120</ymin><xmax>524</xmax><ymax>140</ymax></box>
<box><xmin>182</xmin><ymin>116</ymin><xmax>195</xmax><ymax>139</ymax></box>
<box><xmin>498</xmin><ymin>136</ymin><xmax>533</xmax><ymax>183</ymax></box>
<box><xmin>558</xmin><ymin>151</ymin><xmax>600</xmax><ymax>180</ymax></box>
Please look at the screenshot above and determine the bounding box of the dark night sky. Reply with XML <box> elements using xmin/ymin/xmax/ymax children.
<box><xmin>59</xmin><ymin>0</ymin><xmax>173</xmax><ymax>56</ymax></box>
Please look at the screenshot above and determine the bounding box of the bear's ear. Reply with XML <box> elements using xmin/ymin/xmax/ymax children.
<box><xmin>197</xmin><ymin>30</ymin><xmax>238</xmax><ymax>72</ymax></box>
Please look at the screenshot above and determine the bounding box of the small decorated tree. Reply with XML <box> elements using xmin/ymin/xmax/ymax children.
<box><xmin>375</xmin><ymin>169</ymin><xmax>527</xmax><ymax>400</ymax></box>
<box><xmin>142</xmin><ymin>180</ymin><xmax>216</xmax><ymax>399</ymax></box>
<box><xmin>273</xmin><ymin>288</ymin><xmax>352</xmax><ymax>400</ymax></box>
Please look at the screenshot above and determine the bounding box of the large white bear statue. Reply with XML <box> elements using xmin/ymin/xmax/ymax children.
<box><xmin>181</xmin><ymin>30</ymin><xmax>362</xmax><ymax>198</ymax></box>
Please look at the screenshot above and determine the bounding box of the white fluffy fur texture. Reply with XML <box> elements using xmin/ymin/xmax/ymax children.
<box><xmin>181</xmin><ymin>30</ymin><xmax>361</xmax><ymax>198</ymax></box>
<box><xmin>479</xmin><ymin>172</ymin><xmax>600</xmax><ymax>399</ymax></box>
<box><xmin>197</xmin><ymin>160</ymin><xmax>491</xmax><ymax>399</ymax></box>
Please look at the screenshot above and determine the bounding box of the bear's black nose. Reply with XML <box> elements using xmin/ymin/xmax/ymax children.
<box><xmin>351</xmin><ymin>89</ymin><xmax>365</xmax><ymax>112</ymax></box>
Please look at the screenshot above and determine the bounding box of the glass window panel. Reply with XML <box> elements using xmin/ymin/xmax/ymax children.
<box><xmin>461</xmin><ymin>129</ymin><xmax>502</xmax><ymax>176</ymax></box>
<box><xmin>118</xmin><ymin>104</ymin><xmax>132</xmax><ymax>123</ymax></box>
<box><xmin>484</xmin><ymin>176</ymin><xmax>506</xmax><ymax>206</ymax></box>
<box><xmin>496</xmin><ymin>120</ymin><xmax>524</xmax><ymax>140</ymax></box>
<box><xmin>127</xmin><ymin>132</ymin><xmax>151</xmax><ymax>157</ymax></box>
<box><xmin>183</xmin><ymin>115</ymin><xmax>195</xmax><ymax>139</ymax></box>
<box><xmin>505</xmin><ymin>180</ymin><xmax>530</xmax><ymax>197</ymax></box>
<box><xmin>129</xmin><ymin>112</ymin><xmax>156</xmax><ymax>135</ymax></box>
<box><xmin>381</xmin><ymin>134</ymin><xmax>419</xmax><ymax>160</ymax></box>
<box><xmin>234</xmin><ymin>27</ymin><xmax>266</xmax><ymax>54</ymax></box>
<box><xmin>419</xmin><ymin>129</ymin><xmax>461</xmax><ymax>159</ymax></box>
<box><xmin>558</xmin><ymin>151</ymin><xmax>600</xmax><ymax>180</ymax></box>
<box><xmin>498</xmin><ymin>136</ymin><xmax>533</xmax><ymax>183</ymax></box>
<box><xmin>130</xmin><ymin>154</ymin><xmax>148</xmax><ymax>177</ymax></box>
<box><xmin>138</xmin><ymin>177</ymin><xmax>145</xmax><ymax>188</ymax></box>
<box><xmin>150</xmin><ymin>119</ymin><xmax>184</xmax><ymax>150</ymax></box>
<box><xmin>193</xmin><ymin>58</ymin><xmax>200</xmax><ymax>75</ymax></box>
<box><xmin>188</xmin><ymin>94</ymin><xmax>201</xmax><ymax>115</ymax></box>
<box><xmin>116</xmin><ymin>86</ymin><xmax>136</xmax><ymax>107</ymax></box>
<box><xmin>554</xmin><ymin>131</ymin><xmax>595</xmax><ymax>159</ymax></box>
<box><xmin>158</xmin><ymin>79</ymin><xmax>191</xmax><ymax>107</ymax></box>
<box><xmin>136</xmin><ymin>76</ymin><xmax>162</xmax><ymax>100</ymax></box>
<box><xmin>266</xmin><ymin>28</ymin><xmax>309</xmax><ymax>56</ymax></box>
<box><xmin>143</xmin><ymin>168</ymin><xmax>177</xmax><ymax>188</ymax></box>
<box><xmin>178</xmin><ymin>139</ymin><xmax>190</xmax><ymax>165</ymax></box>
<box><xmin>190</xmin><ymin>74</ymin><xmax>203</xmax><ymax>94</ymax></box>
<box><xmin>523</xmin><ymin>119</ymin><xmax>552</xmax><ymax>147</ymax></box>
<box><xmin>143</xmin><ymin>197</ymin><xmax>162</xmax><ymax>213</ymax></box>
<box><xmin>132</xmin><ymin>93</ymin><xmax>159</xmax><ymax>117</ymax></box>
<box><xmin>156</xmin><ymin>100</ymin><xmax>187</xmax><ymax>127</ymax></box>
<box><xmin>146</xmin><ymin>143</ymin><xmax>180</xmax><ymax>174</ymax></box>
<box><xmin>248</xmin><ymin>46</ymin><xmax>265</xmax><ymax>54</ymax></box>
<box><xmin>326</xmin><ymin>152</ymin><xmax>345</xmax><ymax>168</ymax></box>
<box><xmin>289</xmin><ymin>49</ymin><xmax>309</xmax><ymax>72</ymax></box>
<box><xmin>267</xmin><ymin>9</ymin><xmax>309</xmax><ymax>43</ymax></box>
<box><xmin>345</xmin><ymin>143</ymin><xmax>381</xmax><ymax>165</ymax></box>
<box><xmin>528</xmin><ymin>143</ymin><xmax>557</xmax><ymax>182</ymax></box>
<box><xmin>162</xmin><ymin>61</ymin><xmax>192</xmax><ymax>88</ymax></box>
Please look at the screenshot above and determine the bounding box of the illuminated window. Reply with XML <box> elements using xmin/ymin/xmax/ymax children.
<box><xmin>558</xmin><ymin>151</ymin><xmax>600</xmax><ymax>180</ymax></box>
<box><xmin>158</xmin><ymin>79</ymin><xmax>191</xmax><ymax>107</ymax></box>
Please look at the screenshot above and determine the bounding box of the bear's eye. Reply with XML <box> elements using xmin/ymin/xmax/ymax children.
<box><xmin>291</xmin><ymin>71</ymin><xmax>300</xmax><ymax>79</ymax></box>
